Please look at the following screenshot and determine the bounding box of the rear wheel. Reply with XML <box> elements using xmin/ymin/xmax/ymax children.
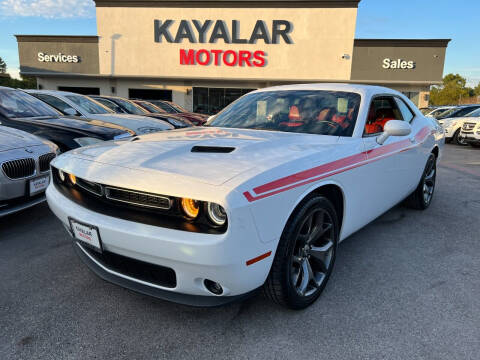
<box><xmin>263</xmin><ymin>195</ymin><xmax>338</xmax><ymax>309</ymax></box>
<box><xmin>405</xmin><ymin>153</ymin><xmax>436</xmax><ymax>210</ymax></box>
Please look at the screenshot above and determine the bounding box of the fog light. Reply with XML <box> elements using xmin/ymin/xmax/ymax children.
<box><xmin>204</xmin><ymin>279</ymin><xmax>223</xmax><ymax>295</ymax></box>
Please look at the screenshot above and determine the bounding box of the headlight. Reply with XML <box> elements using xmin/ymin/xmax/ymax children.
<box><xmin>58</xmin><ymin>170</ymin><xmax>66</xmax><ymax>182</ymax></box>
<box><xmin>73</xmin><ymin>137</ymin><xmax>104</xmax><ymax>147</ymax></box>
<box><xmin>181</xmin><ymin>198</ymin><xmax>200</xmax><ymax>219</ymax></box>
<box><xmin>207</xmin><ymin>202</ymin><xmax>227</xmax><ymax>226</ymax></box>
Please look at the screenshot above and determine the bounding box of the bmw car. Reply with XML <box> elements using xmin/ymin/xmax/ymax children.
<box><xmin>1</xmin><ymin>126</ymin><xmax>58</xmax><ymax>217</ymax></box>
<box><xmin>46</xmin><ymin>84</ymin><xmax>444</xmax><ymax>309</ymax></box>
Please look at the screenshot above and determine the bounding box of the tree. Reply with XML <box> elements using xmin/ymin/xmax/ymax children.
<box><xmin>474</xmin><ymin>82</ymin><xmax>480</xmax><ymax>97</ymax></box>
<box><xmin>430</xmin><ymin>73</ymin><xmax>472</xmax><ymax>105</ymax></box>
<box><xmin>0</xmin><ymin>57</ymin><xmax>6</xmax><ymax>74</ymax></box>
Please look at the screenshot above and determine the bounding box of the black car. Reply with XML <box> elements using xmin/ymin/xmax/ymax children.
<box><xmin>90</xmin><ymin>95</ymin><xmax>194</xmax><ymax>129</ymax></box>
<box><xmin>0</xmin><ymin>87</ymin><xmax>134</xmax><ymax>152</ymax></box>
<box><xmin>437</xmin><ymin>105</ymin><xmax>480</xmax><ymax>120</ymax></box>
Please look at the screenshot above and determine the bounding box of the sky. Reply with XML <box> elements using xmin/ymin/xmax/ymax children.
<box><xmin>0</xmin><ymin>0</ymin><xmax>479</xmax><ymax>86</ymax></box>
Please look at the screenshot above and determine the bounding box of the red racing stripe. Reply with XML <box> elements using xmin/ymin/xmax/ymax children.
<box><xmin>244</xmin><ymin>126</ymin><xmax>431</xmax><ymax>202</ymax></box>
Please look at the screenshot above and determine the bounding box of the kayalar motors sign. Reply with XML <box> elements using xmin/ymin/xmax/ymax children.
<box><xmin>154</xmin><ymin>20</ymin><xmax>293</xmax><ymax>68</ymax></box>
<box><xmin>38</xmin><ymin>52</ymin><xmax>80</xmax><ymax>63</ymax></box>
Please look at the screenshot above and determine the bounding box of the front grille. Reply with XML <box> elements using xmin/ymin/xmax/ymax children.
<box><xmin>39</xmin><ymin>153</ymin><xmax>56</xmax><ymax>173</ymax></box>
<box><xmin>1</xmin><ymin>158</ymin><xmax>35</xmax><ymax>179</ymax></box>
<box><xmin>462</xmin><ymin>122</ymin><xmax>476</xmax><ymax>132</ymax></box>
<box><xmin>105</xmin><ymin>187</ymin><xmax>172</xmax><ymax>210</ymax></box>
<box><xmin>82</xmin><ymin>245</ymin><xmax>177</xmax><ymax>288</ymax></box>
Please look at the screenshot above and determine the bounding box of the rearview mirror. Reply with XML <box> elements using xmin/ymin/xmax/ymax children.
<box><xmin>376</xmin><ymin>120</ymin><xmax>411</xmax><ymax>145</ymax></box>
<box><xmin>64</xmin><ymin>107</ymin><xmax>77</xmax><ymax>116</ymax></box>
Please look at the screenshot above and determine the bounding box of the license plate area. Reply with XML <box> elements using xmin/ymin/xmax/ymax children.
<box><xmin>29</xmin><ymin>175</ymin><xmax>49</xmax><ymax>196</ymax></box>
<box><xmin>68</xmin><ymin>217</ymin><xmax>102</xmax><ymax>253</ymax></box>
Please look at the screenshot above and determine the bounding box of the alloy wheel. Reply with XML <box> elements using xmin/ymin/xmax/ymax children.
<box><xmin>290</xmin><ymin>209</ymin><xmax>335</xmax><ymax>297</ymax></box>
<box><xmin>423</xmin><ymin>157</ymin><xmax>436</xmax><ymax>205</ymax></box>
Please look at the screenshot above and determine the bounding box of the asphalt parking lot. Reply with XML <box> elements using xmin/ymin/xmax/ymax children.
<box><xmin>1</xmin><ymin>144</ymin><xmax>479</xmax><ymax>360</ymax></box>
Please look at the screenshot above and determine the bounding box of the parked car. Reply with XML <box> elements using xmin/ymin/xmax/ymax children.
<box><xmin>437</xmin><ymin>105</ymin><xmax>480</xmax><ymax>120</ymax></box>
<box><xmin>438</xmin><ymin>107</ymin><xmax>480</xmax><ymax>145</ymax></box>
<box><xmin>98</xmin><ymin>97</ymin><xmax>193</xmax><ymax>129</ymax></box>
<box><xmin>26</xmin><ymin>90</ymin><xmax>174</xmax><ymax>135</ymax></box>
<box><xmin>46</xmin><ymin>84</ymin><xmax>444</xmax><ymax>309</ymax></box>
<box><xmin>424</xmin><ymin>106</ymin><xmax>456</xmax><ymax>119</ymax></box>
<box><xmin>0</xmin><ymin>87</ymin><xmax>134</xmax><ymax>152</ymax></box>
<box><xmin>0</xmin><ymin>126</ymin><xmax>58</xmax><ymax>217</ymax></box>
<box><xmin>148</xmin><ymin>99</ymin><xmax>208</xmax><ymax>125</ymax></box>
<box><xmin>458</xmin><ymin>108</ymin><xmax>480</xmax><ymax>147</ymax></box>
<box><xmin>131</xmin><ymin>99</ymin><xmax>197</xmax><ymax>128</ymax></box>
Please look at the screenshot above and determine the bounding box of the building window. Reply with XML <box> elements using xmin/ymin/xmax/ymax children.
<box><xmin>193</xmin><ymin>87</ymin><xmax>255</xmax><ymax>114</ymax></box>
<box><xmin>58</xmin><ymin>86</ymin><xmax>100</xmax><ymax>95</ymax></box>
<box><xmin>401</xmin><ymin>92</ymin><xmax>419</xmax><ymax>106</ymax></box>
<box><xmin>128</xmin><ymin>89</ymin><xmax>172</xmax><ymax>101</ymax></box>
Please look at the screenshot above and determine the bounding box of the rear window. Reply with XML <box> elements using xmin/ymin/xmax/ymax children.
<box><xmin>66</xmin><ymin>95</ymin><xmax>112</xmax><ymax>114</ymax></box>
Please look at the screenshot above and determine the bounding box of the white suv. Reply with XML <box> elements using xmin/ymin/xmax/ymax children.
<box><xmin>439</xmin><ymin>107</ymin><xmax>480</xmax><ymax>145</ymax></box>
<box><xmin>459</xmin><ymin>119</ymin><xmax>480</xmax><ymax>148</ymax></box>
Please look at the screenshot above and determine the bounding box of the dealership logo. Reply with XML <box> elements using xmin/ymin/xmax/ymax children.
<box><xmin>154</xmin><ymin>19</ymin><xmax>293</xmax><ymax>68</ymax></box>
<box><xmin>382</xmin><ymin>58</ymin><xmax>415</xmax><ymax>69</ymax></box>
<box><xmin>37</xmin><ymin>52</ymin><xmax>80</xmax><ymax>63</ymax></box>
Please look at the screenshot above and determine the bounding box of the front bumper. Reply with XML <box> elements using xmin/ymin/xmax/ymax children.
<box><xmin>462</xmin><ymin>134</ymin><xmax>480</xmax><ymax>145</ymax></box>
<box><xmin>46</xmin><ymin>184</ymin><xmax>273</xmax><ymax>305</ymax></box>
<box><xmin>0</xmin><ymin>194</ymin><xmax>46</xmax><ymax>217</ymax></box>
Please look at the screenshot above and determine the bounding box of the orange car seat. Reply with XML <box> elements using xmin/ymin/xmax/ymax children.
<box><xmin>279</xmin><ymin>105</ymin><xmax>303</xmax><ymax>127</ymax></box>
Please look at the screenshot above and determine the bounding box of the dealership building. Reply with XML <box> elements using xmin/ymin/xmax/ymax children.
<box><xmin>16</xmin><ymin>0</ymin><xmax>450</xmax><ymax>113</ymax></box>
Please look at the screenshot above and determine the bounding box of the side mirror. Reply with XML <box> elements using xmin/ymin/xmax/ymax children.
<box><xmin>64</xmin><ymin>107</ymin><xmax>77</xmax><ymax>116</ymax></box>
<box><xmin>376</xmin><ymin>120</ymin><xmax>411</xmax><ymax>145</ymax></box>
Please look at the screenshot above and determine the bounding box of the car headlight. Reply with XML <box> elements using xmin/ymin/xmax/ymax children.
<box><xmin>73</xmin><ymin>137</ymin><xmax>104</xmax><ymax>147</ymax></box>
<box><xmin>181</xmin><ymin>198</ymin><xmax>200</xmax><ymax>219</ymax></box>
<box><xmin>207</xmin><ymin>202</ymin><xmax>227</xmax><ymax>226</ymax></box>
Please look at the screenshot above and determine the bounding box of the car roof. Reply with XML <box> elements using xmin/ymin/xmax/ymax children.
<box><xmin>252</xmin><ymin>83</ymin><xmax>403</xmax><ymax>98</ymax></box>
<box><xmin>24</xmin><ymin>89</ymin><xmax>84</xmax><ymax>96</ymax></box>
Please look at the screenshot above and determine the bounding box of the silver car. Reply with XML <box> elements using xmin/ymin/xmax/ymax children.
<box><xmin>0</xmin><ymin>126</ymin><xmax>58</xmax><ymax>217</ymax></box>
<box><xmin>25</xmin><ymin>90</ymin><xmax>174</xmax><ymax>135</ymax></box>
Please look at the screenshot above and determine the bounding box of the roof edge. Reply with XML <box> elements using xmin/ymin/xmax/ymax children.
<box><xmin>354</xmin><ymin>39</ymin><xmax>451</xmax><ymax>48</ymax></box>
<box><xmin>93</xmin><ymin>0</ymin><xmax>361</xmax><ymax>8</ymax></box>
<box><xmin>15</xmin><ymin>35</ymin><xmax>99</xmax><ymax>43</ymax></box>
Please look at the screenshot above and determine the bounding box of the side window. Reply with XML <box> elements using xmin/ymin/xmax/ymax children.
<box><xmin>364</xmin><ymin>96</ymin><xmax>404</xmax><ymax>135</ymax></box>
<box><xmin>34</xmin><ymin>94</ymin><xmax>81</xmax><ymax>116</ymax></box>
<box><xmin>395</xmin><ymin>97</ymin><xmax>414</xmax><ymax>123</ymax></box>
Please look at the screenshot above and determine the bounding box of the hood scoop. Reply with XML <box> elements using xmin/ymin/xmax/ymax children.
<box><xmin>191</xmin><ymin>146</ymin><xmax>235</xmax><ymax>153</ymax></box>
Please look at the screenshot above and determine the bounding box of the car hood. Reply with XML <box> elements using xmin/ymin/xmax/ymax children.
<box><xmin>89</xmin><ymin>114</ymin><xmax>174</xmax><ymax>134</ymax></box>
<box><xmin>29</xmin><ymin>116</ymin><xmax>134</xmax><ymax>138</ymax></box>
<box><xmin>0</xmin><ymin>126</ymin><xmax>43</xmax><ymax>152</ymax></box>
<box><xmin>63</xmin><ymin>127</ymin><xmax>340</xmax><ymax>186</ymax></box>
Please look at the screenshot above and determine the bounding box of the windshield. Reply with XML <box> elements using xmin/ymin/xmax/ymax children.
<box><xmin>168</xmin><ymin>102</ymin><xmax>188</xmax><ymax>113</ymax></box>
<box><xmin>452</xmin><ymin>106</ymin><xmax>480</xmax><ymax>118</ymax></box>
<box><xmin>465</xmin><ymin>107</ymin><xmax>480</xmax><ymax>117</ymax></box>
<box><xmin>114</xmin><ymin>98</ymin><xmax>147</xmax><ymax>115</ymax></box>
<box><xmin>0</xmin><ymin>89</ymin><xmax>59</xmax><ymax>118</ymax></box>
<box><xmin>65</xmin><ymin>95</ymin><xmax>112</xmax><ymax>114</ymax></box>
<box><xmin>138</xmin><ymin>101</ymin><xmax>165</xmax><ymax>114</ymax></box>
<box><xmin>207</xmin><ymin>90</ymin><xmax>361</xmax><ymax>137</ymax></box>
<box><xmin>152</xmin><ymin>101</ymin><xmax>180</xmax><ymax>113</ymax></box>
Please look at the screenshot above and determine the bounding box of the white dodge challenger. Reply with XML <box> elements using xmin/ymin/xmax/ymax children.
<box><xmin>46</xmin><ymin>84</ymin><xmax>444</xmax><ymax>309</ymax></box>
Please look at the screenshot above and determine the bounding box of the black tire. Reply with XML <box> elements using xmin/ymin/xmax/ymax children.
<box><xmin>405</xmin><ymin>153</ymin><xmax>436</xmax><ymax>210</ymax></box>
<box><xmin>452</xmin><ymin>129</ymin><xmax>467</xmax><ymax>145</ymax></box>
<box><xmin>263</xmin><ymin>195</ymin><xmax>339</xmax><ymax>309</ymax></box>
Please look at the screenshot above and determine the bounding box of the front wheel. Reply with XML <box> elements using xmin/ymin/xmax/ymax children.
<box><xmin>453</xmin><ymin>129</ymin><xmax>467</xmax><ymax>145</ymax></box>
<box><xmin>263</xmin><ymin>195</ymin><xmax>338</xmax><ymax>309</ymax></box>
<box><xmin>405</xmin><ymin>153</ymin><xmax>436</xmax><ymax>210</ymax></box>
